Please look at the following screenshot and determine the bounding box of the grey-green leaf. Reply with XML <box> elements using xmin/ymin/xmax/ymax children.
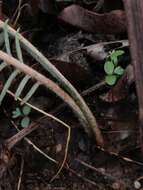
<box><xmin>15</xmin><ymin>75</ymin><xmax>31</xmax><ymax>100</ymax></box>
<box><xmin>105</xmin><ymin>75</ymin><xmax>117</xmax><ymax>86</ymax></box>
<box><xmin>0</xmin><ymin>70</ymin><xmax>19</xmax><ymax>105</ymax></box>
<box><xmin>21</xmin><ymin>82</ymin><xmax>40</xmax><ymax>104</ymax></box>
<box><xmin>15</xmin><ymin>29</ymin><xmax>23</xmax><ymax>63</ymax></box>
<box><xmin>0</xmin><ymin>31</ymin><xmax>4</xmax><ymax>47</ymax></box>
<box><xmin>114</xmin><ymin>66</ymin><xmax>124</xmax><ymax>75</ymax></box>
<box><xmin>21</xmin><ymin>116</ymin><xmax>30</xmax><ymax>128</ymax></box>
<box><xmin>22</xmin><ymin>105</ymin><xmax>31</xmax><ymax>115</ymax></box>
<box><xmin>3</xmin><ymin>20</ymin><xmax>12</xmax><ymax>55</ymax></box>
<box><xmin>104</xmin><ymin>61</ymin><xmax>114</xmax><ymax>75</ymax></box>
<box><xmin>0</xmin><ymin>62</ymin><xmax>7</xmax><ymax>72</ymax></box>
<box><xmin>12</xmin><ymin>107</ymin><xmax>22</xmax><ymax>118</ymax></box>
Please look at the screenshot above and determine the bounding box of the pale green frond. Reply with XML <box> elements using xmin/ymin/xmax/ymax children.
<box><xmin>3</xmin><ymin>20</ymin><xmax>11</xmax><ymax>55</ymax></box>
<box><xmin>0</xmin><ymin>70</ymin><xmax>19</xmax><ymax>104</ymax></box>
<box><xmin>0</xmin><ymin>62</ymin><xmax>7</xmax><ymax>71</ymax></box>
<box><xmin>21</xmin><ymin>82</ymin><xmax>40</xmax><ymax>104</ymax></box>
<box><xmin>15</xmin><ymin>75</ymin><xmax>31</xmax><ymax>100</ymax></box>
<box><xmin>15</xmin><ymin>28</ymin><xmax>23</xmax><ymax>62</ymax></box>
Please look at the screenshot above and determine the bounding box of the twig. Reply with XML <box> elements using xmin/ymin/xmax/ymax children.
<box><xmin>13</xmin><ymin>3</ymin><xmax>30</xmax><ymax>28</ymax></box>
<box><xmin>51</xmin><ymin>81</ymin><xmax>106</xmax><ymax>116</ymax></box>
<box><xmin>66</xmin><ymin>165</ymin><xmax>98</xmax><ymax>187</ymax></box>
<box><xmin>95</xmin><ymin>145</ymin><xmax>143</xmax><ymax>166</ymax></box>
<box><xmin>81</xmin><ymin>81</ymin><xmax>106</xmax><ymax>96</ymax></box>
<box><xmin>50</xmin><ymin>123</ymin><xmax>71</xmax><ymax>182</ymax></box>
<box><xmin>25</xmin><ymin>138</ymin><xmax>57</xmax><ymax>163</ymax></box>
<box><xmin>17</xmin><ymin>157</ymin><xmax>24</xmax><ymax>190</ymax></box>
<box><xmin>76</xmin><ymin>158</ymin><xmax>117</xmax><ymax>181</ymax></box>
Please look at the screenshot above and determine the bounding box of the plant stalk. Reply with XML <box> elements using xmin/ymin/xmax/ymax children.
<box><xmin>0</xmin><ymin>20</ymin><xmax>103</xmax><ymax>146</ymax></box>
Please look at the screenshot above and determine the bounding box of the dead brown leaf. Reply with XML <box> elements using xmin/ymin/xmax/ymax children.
<box><xmin>58</xmin><ymin>4</ymin><xmax>126</xmax><ymax>34</ymax></box>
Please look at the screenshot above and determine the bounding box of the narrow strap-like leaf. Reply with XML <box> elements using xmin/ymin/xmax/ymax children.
<box><xmin>0</xmin><ymin>62</ymin><xmax>7</xmax><ymax>71</ymax></box>
<box><xmin>15</xmin><ymin>75</ymin><xmax>31</xmax><ymax>100</ymax></box>
<box><xmin>0</xmin><ymin>70</ymin><xmax>19</xmax><ymax>104</ymax></box>
<box><xmin>15</xmin><ymin>29</ymin><xmax>23</xmax><ymax>62</ymax></box>
<box><xmin>21</xmin><ymin>82</ymin><xmax>40</xmax><ymax>104</ymax></box>
<box><xmin>3</xmin><ymin>20</ymin><xmax>11</xmax><ymax>55</ymax></box>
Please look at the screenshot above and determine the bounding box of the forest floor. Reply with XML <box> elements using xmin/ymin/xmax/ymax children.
<box><xmin>0</xmin><ymin>1</ymin><xmax>143</xmax><ymax>190</ymax></box>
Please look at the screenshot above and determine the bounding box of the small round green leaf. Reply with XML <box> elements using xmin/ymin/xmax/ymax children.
<box><xmin>105</xmin><ymin>75</ymin><xmax>117</xmax><ymax>86</ymax></box>
<box><xmin>22</xmin><ymin>105</ymin><xmax>31</xmax><ymax>116</ymax></box>
<box><xmin>104</xmin><ymin>61</ymin><xmax>115</xmax><ymax>74</ymax></box>
<box><xmin>114</xmin><ymin>66</ymin><xmax>124</xmax><ymax>75</ymax></box>
<box><xmin>12</xmin><ymin>107</ymin><xmax>22</xmax><ymax>118</ymax></box>
<box><xmin>110</xmin><ymin>50</ymin><xmax>125</xmax><ymax>65</ymax></box>
<box><xmin>21</xmin><ymin>116</ymin><xmax>30</xmax><ymax>128</ymax></box>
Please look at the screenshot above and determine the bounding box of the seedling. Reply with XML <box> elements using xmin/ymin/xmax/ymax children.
<box><xmin>12</xmin><ymin>105</ymin><xmax>31</xmax><ymax>128</ymax></box>
<box><xmin>104</xmin><ymin>50</ymin><xmax>125</xmax><ymax>86</ymax></box>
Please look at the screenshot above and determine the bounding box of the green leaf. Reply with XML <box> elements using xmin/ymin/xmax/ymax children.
<box><xmin>15</xmin><ymin>28</ymin><xmax>23</xmax><ymax>63</ymax></box>
<box><xmin>15</xmin><ymin>75</ymin><xmax>31</xmax><ymax>100</ymax></box>
<box><xmin>105</xmin><ymin>75</ymin><xmax>117</xmax><ymax>86</ymax></box>
<box><xmin>104</xmin><ymin>61</ymin><xmax>114</xmax><ymax>75</ymax></box>
<box><xmin>0</xmin><ymin>62</ymin><xmax>7</xmax><ymax>72</ymax></box>
<box><xmin>12</xmin><ymin>107</ymin><xmax>22</xmax><ymax>118</ymax></box>
<box><xmin>110</xmin><ymin>50</ymin><xmax>124</xmax><ymax>65</ymax></box>
<box><xmin>114</xmin><ymin>66</ymin><xmax>124</xmax><ymax>75</ymax></box>
<box><xmin>21</xmin><ymin>116</ymin><xmax>30</xmax><ymax>128</ymax></box>
<box><xmin>0</xmin><ymin>31</ymin><xmax>4</xmax><ymax>47</ymax></box>
<box><xmin>22</xmin><ymin>105</ymin><xmax>31</xmax><ymax>115</ymax></box>
<box><xmin>110</xmin><ymin>50</ymin><xmax>125</xmax><ymax>57</ymax></box>
<box><xmin>3</xmin><ymin>20</ymin><xmax>12</xmax><ymax>55</ymax></box>
<box><xmin>21</xmin><ymin>82</ymin><xmax>40</xmax><ymax>104</ymax></box>
<box><xmin>111</xmin><ymin>56</ymin><xmax>118</xmax><ymax>65</ymax></box>
<box><xmin>0</xmin><ymin>70</ymin><xmax>19</xmax><ymax>105</ymax></box>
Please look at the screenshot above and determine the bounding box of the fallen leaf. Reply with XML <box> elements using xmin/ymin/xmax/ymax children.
<box><xmin>58</xmin><ymin>5</ymin><xmax>126</xmax><ymax>34</ymax></box>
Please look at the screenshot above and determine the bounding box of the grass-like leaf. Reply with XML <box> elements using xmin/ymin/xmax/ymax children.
<box><xmin>15</xmin><ymin>75</ymin><xmax>31</xmax><ymax>100</ymax></box>
<box><xmin>21</xmin><ymin>82</ymin><xmax>40</xmax><ymax>104</ymax></box>
<box><xmin>0</xmin><ymin>70</ymin><xmax>19</xmax><ymax>104</ymax></box>
<box><xmin>15</xmin><ymin>28</ymin><xmax>23</xmax><ymax>62</ymax></box>
<box><xmin>3</xmin><ymin>20</ymin><xmax>11</xmax><ymax>55</ymax></box>
<box><xmin>0</xmin><ymin>62</ymin><xmax>7</xmax><ymax>71</ymax></box>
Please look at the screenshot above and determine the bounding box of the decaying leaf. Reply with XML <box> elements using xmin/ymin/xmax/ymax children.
<box><xmin>58</xmin><ymin>4</ymin><xmax>126</xmax><ymax>34</ymax></box>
